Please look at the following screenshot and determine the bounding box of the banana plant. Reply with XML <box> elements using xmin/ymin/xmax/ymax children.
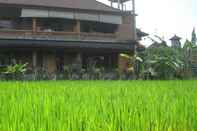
<box><xmin>141</xmin><ymin>47</ymin><xmax>184</xmax><ymax>79</ymax></box>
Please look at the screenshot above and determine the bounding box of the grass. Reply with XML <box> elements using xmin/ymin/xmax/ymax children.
<box><xmin>0</xmin><ymin>81</ymin><xmax>197</xmax><ymax>131</ymax></box>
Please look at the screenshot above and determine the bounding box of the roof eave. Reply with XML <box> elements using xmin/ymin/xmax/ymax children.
<box><xmin>0</xmin><ymin>2</ymin><xmax>128</xmax><ymax>15</ymax></box>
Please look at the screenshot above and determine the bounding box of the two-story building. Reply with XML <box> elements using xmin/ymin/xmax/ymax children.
<box><xmin>0</xmin><ymin>0</ymin><xmax>137</xmax><ymax>77</ymax></box>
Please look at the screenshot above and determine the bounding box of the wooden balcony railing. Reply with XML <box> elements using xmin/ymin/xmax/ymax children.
<box><xmin>0</xmin><ymin>30</ymin><xmax>117</xmax><ymax>42</ymax></box>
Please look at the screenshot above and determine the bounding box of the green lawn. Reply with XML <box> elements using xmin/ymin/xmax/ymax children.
<box><xmin>0</xmin><ymin>81</ymin><xmax>197</xmax><ymax>131</ymax></box>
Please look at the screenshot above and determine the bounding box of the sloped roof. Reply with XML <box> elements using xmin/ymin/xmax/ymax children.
<box><xmin>0</xmin><ymin>0</ymin><xmax>120</xmax><ymax>13</ymax></box>
<box><xmin>170</xmin><ymin>35</ymin><xmax>181</xmax><ymax>40</ymax></box>
<box><xmin>149</xmin><ymin>42</ymin><xmax>168</xmax><ymax>49</ymax></box>
<box><xmin>108</xmin><ymin>0</ymin><xmax>130</xmax><ymax>3</ymax></box>
<box><xmin>137</xmin><ymin>29</ymin><xmax>149</xmax><ymax>38</ymax></box>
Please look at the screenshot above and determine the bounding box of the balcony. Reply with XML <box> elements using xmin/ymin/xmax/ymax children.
<box><xmin>0</xmin><ymin>18</ymin><xmax>121</xmax><ymax>42</ymax></box>
<box><xmin>0</xmin><ymin>30</ymin><xmax>117</xmax><ymax>42</ymax></box>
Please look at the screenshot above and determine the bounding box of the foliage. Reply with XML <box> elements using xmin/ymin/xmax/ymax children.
<box><xmin>63</xmin><ymin>60</ymin><xmax>119</xmax><ymax>80</ymax></box>
<box><xmin>183</xmin><ymin>39</ymin><xmax>193</xmax><ymax>49</ymax></box>
<box><xmin>192</xmin><ymin>28</ymin><xmax>196</xmax><ymax>46</ymax></box>
<box><xmin>4</xmin><ymin>63</ymin><xmax>27</xmax><ymax>75</ymax></box>
<box><xmin>182</xmin><ymin>40</ymin><xmax>193</xmax><ymax>76</ymax></box>
<box><xmin>139</xmin><ymin>47</ymin><xmax>184</xmax><ymax>79</ymax></box>
<box><xmin>0</xmin><ymin>81</ymin><xmax>197</xmax><ymax>130</ymax></box>
<box><xmin>2</xmin><ymin>63</ymin><xmax>28</xmax><ymax>80</ymax></box>
<box><xmin>146</xmin><ymin>55</ymin><xmax>184</xmax><ymax>79</ymax></box>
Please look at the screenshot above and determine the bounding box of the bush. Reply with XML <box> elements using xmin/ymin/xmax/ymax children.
<box><xmin>3</xmin><ymin>63</ymin><xmax>28</xmax><ymax>80</ymax></box>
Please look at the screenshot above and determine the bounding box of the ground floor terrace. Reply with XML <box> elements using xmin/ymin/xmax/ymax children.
<box><xmin>0</xmin><ymin>47</ymin><xmax>134</xmax><ymax>80</ymax></box>
<box><xmin>0</xmin><ymin>48</ymin><xmax>118</xmax><ymax>71</ymax></box>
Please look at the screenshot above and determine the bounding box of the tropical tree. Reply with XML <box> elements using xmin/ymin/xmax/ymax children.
<box><xmin>146</xmin><ymin>55</ymin><xmax>183</xmax><ymax>79</ymax></box>
<box><xmin>139</xmin><ymin>47</ymin><xmax>184</xmax><ymax>79</ymax></box>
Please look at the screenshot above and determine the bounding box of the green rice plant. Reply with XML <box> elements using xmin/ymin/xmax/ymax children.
<box><xmin>0</xmin><ymin>80</ymin><xmax>197</xmax><ymax>131</ymax></box>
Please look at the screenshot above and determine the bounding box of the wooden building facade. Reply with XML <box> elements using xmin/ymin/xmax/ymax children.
<box><xmin>0</xmin><ymin>0</ymin><xmax>137</xmax><ymax>77</ymax></box>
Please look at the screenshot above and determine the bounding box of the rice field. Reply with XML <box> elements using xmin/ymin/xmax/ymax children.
<box><xmin>0</xmin><ymin>81</ymin><xmax>197</xmax><ymax>131</ymax></box>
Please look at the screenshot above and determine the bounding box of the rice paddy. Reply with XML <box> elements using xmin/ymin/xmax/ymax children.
<box><xmin>0</xmin><ymin>80</ymin><xmax>197</xmax><ymax>131</ymax></box>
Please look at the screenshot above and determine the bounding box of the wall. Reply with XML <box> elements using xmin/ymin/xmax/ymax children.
<box><xmin>43</xmin><ymin>51</ymin><xmax>56</xmax><ymax>74</ymax></box>
<box><xmin>117</xmin><ymin>14</ymin><xmax>135</xmax><ymax>41</ymax></box>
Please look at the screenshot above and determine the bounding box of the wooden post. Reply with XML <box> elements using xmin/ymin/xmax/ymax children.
<box><xmin>76</xmin><ymin>53</ymin><xmax>82</xmax><ymax>65</ymax></box>
<box><xmin>132</xmin><ymin>0</ymin><xmax>136</xmax><ymax>40</ymax></box>
<box><xmin>75</xmin><ymin>20</ymin><xmax>81</xmax><ymax>39</ymax></box>
<box><xmin>131</xmin><ymin>0</ymin><xmax>137</xmax><ymax>79</ymax></box>
<box><xmin>32</xmin><ymin>18</ymin><xmax>37</xmax><ymax>33</ymax></box>
<box><xmin>76</xmin><ymin>20</ymin><xmax>81</xmax><ymax>33</ymax></box>
<box><xmin>32</xmin><ymin>50</ymin><xmax>37</xmax><ymax>71</ymax></box>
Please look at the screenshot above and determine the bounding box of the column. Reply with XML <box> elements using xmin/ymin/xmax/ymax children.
<box><xmin>32</xmin><ymin>18</ymin><xmax>37</xmax><ymax>33</ymax></box>
<box><xmin>132</xmin><ymin>0</ymin><xmax>137</xmax><ymax>40</ymax></box>
<box><xmin>74</xmin><ymin>20</ymin><xmax>81</xmax><ymax>39</ymax></box>
<box><xmin>74</xmin><ymin>20</ymin><xmax>80</xmax><ymax>33</ymax></box>
<box><xmin>32</xmin><ymin>50</ymin><xmax>37</xmax><ymax>78</ymax></box>
<box><xmin>76</xmin><ymin>53</ymin><xmax>82</xmax><ymax>67</ymax></box>
<box><xmin>46</xmin><ymin>52</ymin><xmax>56</xmax><ymax>74</ymax></box>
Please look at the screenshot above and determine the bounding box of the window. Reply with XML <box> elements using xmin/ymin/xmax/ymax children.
<box><xmin>80</xmin><ymin>21</ymin><xmax>118</xmax><ymax>33</ymax></box>
<box><xmin>37</xmin><ymin>18</ymin><xmax>75</xmax><ymax>32</ymax></box>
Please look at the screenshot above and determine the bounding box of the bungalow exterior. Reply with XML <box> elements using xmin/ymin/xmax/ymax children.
<box><xmin>0</xmin><ymin>0</ymin><xmax>137</xmax><ymax>78</ymax></box>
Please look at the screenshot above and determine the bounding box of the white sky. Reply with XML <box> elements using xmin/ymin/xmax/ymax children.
<box><xmin>97</xmin><ymin>0</ymin><xmax>197</xmax><ymax>46</ymax></box>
